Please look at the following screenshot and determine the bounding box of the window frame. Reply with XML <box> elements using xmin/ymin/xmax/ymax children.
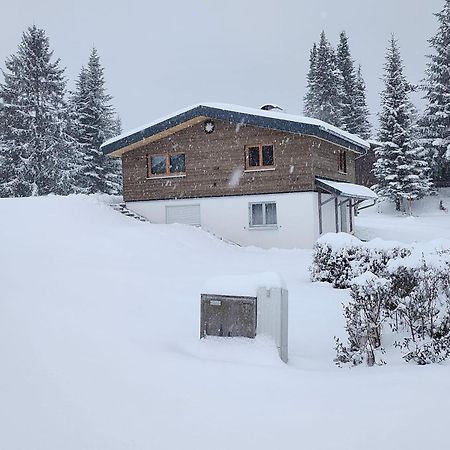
<box><xmin>147</xmin><ymin>152</ymin><xmax>186</xmax><ymax>178</ymax></box>
<box><xmin>338</xmin><ymin>149</ymin><xmax>347</xmax><ymax>174</ymax></box>
<box><xmin>248</xmin><ymin>201</ymin><xmax>278</xmax><ymax>229</ymax></box>
<box><xmin>244</xmin><ymin>144</ymin><xmax>275</xmax><ymax>171</ymax></box>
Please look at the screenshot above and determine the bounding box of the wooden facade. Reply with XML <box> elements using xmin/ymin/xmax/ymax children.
<box><xmin>121</xmin><ymin>119</ymin><xmax>356</xmax><ymax>203</ymax></box>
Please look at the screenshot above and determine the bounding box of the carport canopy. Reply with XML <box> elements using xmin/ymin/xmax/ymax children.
<box><xmin>315</xmin><ymin>177</ymin><xmax>377</xmax><ymax>200</ymax></box>
<box><xmin>315</xmin><ymin>177</ymin><xmax>377</xmax><ymax>235</ymax></box>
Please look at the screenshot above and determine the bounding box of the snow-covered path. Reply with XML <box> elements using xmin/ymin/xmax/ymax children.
<box><xmin>1</xmin><ymin>195</ymin><xmax>449</xmax><ymax>450</ymax></box>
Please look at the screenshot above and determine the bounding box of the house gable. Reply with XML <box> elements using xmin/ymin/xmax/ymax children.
<box><xmin>101</xmin><ymin>103</ymin><xmax>369</xmax><ymax>157</ymax></box>
<box><xmin>121</xmin><ymin>118</ymin><xmax>355</xmax><ymax>203</ymax></box>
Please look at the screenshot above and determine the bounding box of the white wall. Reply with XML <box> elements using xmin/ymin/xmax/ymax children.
<box><xmin>127</xmin><ymin>192</ymin><xmax>320</xmax><ymax>249</ymax></box>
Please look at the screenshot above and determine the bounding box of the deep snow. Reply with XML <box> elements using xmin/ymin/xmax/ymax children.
<box><xmin>1</xmin><ymin>195</ymin><xmax>450</xmax><ymax>450</ymax></box>
<box><xmin>356</xmin><ymin>190</ymin><xmax>450</xmax><ymax>242</ymax></box>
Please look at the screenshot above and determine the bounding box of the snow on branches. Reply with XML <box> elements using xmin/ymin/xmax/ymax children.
<box><xmin>311</xmin><ymin>233</ymin><xmax>450</xmax><ymax>366</ymax></box>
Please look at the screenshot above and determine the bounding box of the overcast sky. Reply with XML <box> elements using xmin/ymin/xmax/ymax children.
<box><xmin>1</xmin><ymin>0</ymin><xmax>443</xmax><ymax>132</ymax></box>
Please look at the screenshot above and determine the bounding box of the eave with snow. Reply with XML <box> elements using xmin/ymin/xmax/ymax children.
<box><xmin>101</xmin><ymin>103</ymin><xmax>376</xmax><ymax>249</ymax></box>
<box><xmin>101</xmin><ymin>103</ymin><xmax>369</xmax><ymax>157</ymax></box>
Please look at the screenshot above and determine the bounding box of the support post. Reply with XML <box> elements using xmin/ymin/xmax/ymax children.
<box><xmin>318</xmin><ymin>192</ymin><xmax>323</xmax><ymax>235</ymax></box>
<box><xmin>334</xmin><ymin>196</ymin><xmax>339</xmax><ymax>232</ymax></box>
<box><xmin>349</xmin><ymin>199</ymin><xmax>353</xmax><ymax>233</ymax></box>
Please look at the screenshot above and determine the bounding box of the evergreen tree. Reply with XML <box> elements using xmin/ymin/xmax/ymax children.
<box><xmin>70</xmin><ymin>48</ymin><xmax>121</xmax><ymax>194</ymax></box>
<box><xmin>0</xmin><ymin>25</ymin><xmax>80</xmax><ymax>197</ymax></box>
<box><xmin>336</xmin><ymin>32</ymin><xmax>371</xmax><ymax>138</ymax></box>
<box><xmin>303</xmin><ymin>43</ymin><xmax>319</xmax><ymax>118</ymax></box>
<box><xmin>303</xmin><ymin>31</ymin><xmax>342</xmax><ymax>126</ymax></box>
<box><xmin>336</xmin><ymin>31</ymin><xmax>356</xmax><ymax>132</ymax></box>
<box><xmin>421</xmin><ymin>0</ymin><xmax>450</xmax><ymax>186</ymax></box>
<box><xmin>352</xmin><ymin>65</ymin><xmax>371</xmax><ymax>139</ymax></box>
<box><xmin>373</xmin><ymin>36</ymin><xmax>433</xmax><ymax>211</ymax></box>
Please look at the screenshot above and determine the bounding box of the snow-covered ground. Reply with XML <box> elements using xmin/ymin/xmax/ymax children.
<box><xmin>356</xmin><ymin>189</ymin><xmax>450</xmax><ymax>242</ymax></box>
<box><xmin>1</xmin><ymin>195</ymin><xmax>450</xmax><ymax>450</ymax></box>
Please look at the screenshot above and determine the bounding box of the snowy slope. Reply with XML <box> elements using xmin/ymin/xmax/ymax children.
<box><xmin>1</xmin><ymin>195</ymin><xmax>449</xmax><ymax>450</ymax></box>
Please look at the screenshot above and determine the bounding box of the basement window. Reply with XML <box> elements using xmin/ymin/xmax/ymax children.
<box><xmin>249</xmin><ymin>202</ymin><xmax>277</xmax><ymax>228</ymax></box>
<box><xmin>148</xmin><ymin>153</ymin><xmax>186</xmax><ymax>177</ymax></box>
<box><xmin>245</xmin><ymin>144</ymin><xmax>274</xmax><ymax>170</ymax></box>
<box><xmin>338</xmin><ymin>149</ymin><xmax>347</xmax><ymax>174</ymax></box>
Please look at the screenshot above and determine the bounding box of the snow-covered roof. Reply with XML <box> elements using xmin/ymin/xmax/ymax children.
<box><xmin>101</xmin><ymin>103</ymin><xmax>370</xmax><ymax>156</ymax></box>
<box><xmin>316</xmin><ymin>177</ymin><xmax>378</xmax><ymax>200</ymax></box>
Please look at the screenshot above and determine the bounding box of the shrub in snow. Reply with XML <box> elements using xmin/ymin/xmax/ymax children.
<box><xmin>311</xmin><ymin>233</ymin><xmax>410</xmax><ymax>289</ymax></box>
<box><xmin>386</xmin><ymin>253</ymin><xmax>450</xmax><ymax>364</ymax></box>
<box><xmin>311</xmin><ymin>233</ymin><xmax>363</xmax><ymax>288</ymax></box>
<box><xmin>336</xmin><ymin>248</ymin><xmax>450</xmax><ymax>366</ymax></box>
<box><xmin>335</xmin><ymin>272</ymin><xmax>390</xmax><ymax>367</ymax></box>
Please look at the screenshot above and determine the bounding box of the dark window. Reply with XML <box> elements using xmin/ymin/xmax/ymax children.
<box><xmin>339</xmin><ymin>150</ymin><xmax>347</xmax><ymax>173</ymax></box>
<box><xmin>250</xmin><ymin>203</ymin><xmax>264</xmax><ymax>226</ymax></box>
<box><xmin>170</xmin><ymin>154</ymin><xmax>185</xmax><ymax>173</ymax></box>
<box><xmin>262</xmin><ymin>145</ymin><xmax>274</xmax><ymax>166</ymax></box>
<box><xmin>245</xmin><ymin>144</ymin><xmax>274</xmax><ymax>169</ymax></box>
<box><xmin>249</xmin><ymin>202</ymin><xmax>277</xmax><ymax>227</ymax></box>
<box><xmin>148</xmin><ymin>153</ymin><xmax>186</xmax><ymax>177</ymax></box>
<box><xmin>265</xmin><ymin>202</ymin><xmax>277</xmax><ymax>225</ymax></box>
<box><xmin>151</xmin><ymin>155</ymin><xmax>166</xmax><ymax>175</ymax></box>
<box><xmin>248</xmin><ymin>147</ymin><xmax>260</xmax><ymax>167</ymax></box>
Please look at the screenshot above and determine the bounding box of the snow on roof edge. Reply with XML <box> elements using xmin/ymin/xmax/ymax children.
<box><xmin>101</xmin><ymin>102</ymin><xmax>370</xmax><ymax>151</ymax></box>
<box><xmin>316</xmin><ymin>177</ymin><xmax>378</xmax><ymax>199</ymax></box>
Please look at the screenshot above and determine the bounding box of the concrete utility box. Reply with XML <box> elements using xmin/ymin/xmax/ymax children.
<box><xmin>200</xmin><ymin>273</ymin><xmax>288</xmax><ymax>363</ymax></box>
<box><xmin>200</xmin><ymin>294</ymin><xmax>257</xmax><ymax>338</ymax></box>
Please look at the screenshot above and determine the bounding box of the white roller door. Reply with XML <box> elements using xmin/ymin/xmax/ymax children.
<box><xmin>165</xmin><ymin>204</ymin><xmax>201</xmax><ymax>226</ymax></box>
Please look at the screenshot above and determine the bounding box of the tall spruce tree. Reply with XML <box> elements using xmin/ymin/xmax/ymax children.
<box><xmin>303</xmin><ymin>31</ymin><xmax>342</xmax><ymax>126</ymax></box>
<box><xmin>336</xmin><ymin>32</ymin><xmax>371</xmax><ymax>138</ymax></box>
<box><xmin>0</xmin><ymin>25</ymin><xmax>80</xmax><ymax>197</ymax></box>
<box><xmin>353</xmin><ymin>65</ymin><xmax>371</xmax><ymax>139</ymax></box>
<box><xmin>421</xmin><ymin>0</ymin><xmax>450</xmax><ymax>186</ymax></box>
<box><xmin>336</xmin><ymin>31</ymin><xmax>356</xmax><ymax>132</ymax></box>
<box><xmin>70</xmin><ymin>48</ymin><xmax>121</xmax><ymax>194</ymax></box>
<box><xmin>374</xmin><ymin>36</ymin><xmax>433</xmax><ymax>211</ymax></box>
<box><xmin>303</xmin><ymin>43</ymin><xmax>319</xmax><ymax>118</ymax></box>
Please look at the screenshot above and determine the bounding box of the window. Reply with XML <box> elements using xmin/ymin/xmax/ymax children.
<box><xmin>245</xmin><ymin>144</ymin><xmax>274</xmax><ymax>170</ymax></box>
<box><xmin>339</xmin><ymin>149</ymin><xmax>347</xmax><ymax>173</ymax></box>
<box><xmin>249</xmin><ymin>202</ymin><xmax>277</xmax><ymax>228</ymax></box>
<box><xmin>148</xmin><ymin>153</ymin><xmax>186</xmax><ymax>177</ymax></box>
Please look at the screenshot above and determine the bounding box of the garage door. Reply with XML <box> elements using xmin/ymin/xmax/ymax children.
<box><xmin>165</xmin><ymin>204</ymin><xmax>201</xmax><ymax>226</ymax></box>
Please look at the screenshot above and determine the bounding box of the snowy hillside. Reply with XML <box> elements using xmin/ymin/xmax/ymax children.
<box><xmin>1</xmin><ymin>195</ymin><xmax>450</xmax><ymax>450</ymax></box>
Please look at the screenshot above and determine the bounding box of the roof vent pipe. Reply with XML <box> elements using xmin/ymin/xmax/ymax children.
<box><xmin>260</xmin><ymin>104</ymin><xmax>283</xmax><ymax>112</ymax></box>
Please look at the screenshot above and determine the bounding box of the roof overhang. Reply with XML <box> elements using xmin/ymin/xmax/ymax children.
<box><xmin>315</xmin><ymin>177</ymin><xmax>377</xmax><ymax>200</ymax></box>
<box><xmin>101</xmin><ymin>104</ymin><xmax>369</xmax><ymax>157</ymax></box>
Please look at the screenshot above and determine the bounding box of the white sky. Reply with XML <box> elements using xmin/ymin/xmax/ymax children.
<box><xmin>1</xmin><ymin>0</ymin><xmax>442</xmax><ymax>132</ymax></box>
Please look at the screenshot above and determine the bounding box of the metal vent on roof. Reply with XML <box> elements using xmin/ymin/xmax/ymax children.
<box><xmin>260</xmin><ymin>104</ymin><xmax>283</xmax><ymax>112</ymax></box>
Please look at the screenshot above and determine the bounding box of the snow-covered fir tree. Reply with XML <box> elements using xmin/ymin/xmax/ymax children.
<box><xmin>336</xmin><ymin>31</ymin><xmax>356</xmax><ymax>133</ymax></box>
<box><xmin>0</xmin><ymin>25</ymin><xmax>81</xmax><ymax>197</ymax></box>
<box><xmin>303</xmin><ymin>43</ymin><xmax>319</xmax><ymax>118</ymax></box>
<box><xmin>421</xmin><ymin>0</ymin><xmax>450</xmax><ymax>186</ymax></box>
<box><xmin>373</xmin><ymin>36</ymin><xmax>433</xmax><ymax>211</ymax></box>
<box><xmin>70</xmin><ymin>48</ymin><xmax>121</xmax><ymax>194</ymax></box>
<box><xmin>303</xmin><ymin>31</ymin><xmax>342</xmax><ymax>126</ymax></box>
<box><xmin>335</xmin><ymin>32</ymin><xmax>371</xmax><ymax>138</ymax></box>
<box><xmin>352</xmin><ymin>65</ymin><xmax>371</xmax><ymax>139</ymax></box>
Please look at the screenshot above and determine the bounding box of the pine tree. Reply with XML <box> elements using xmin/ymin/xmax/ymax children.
<box><xmin>0</xmin><ymin>25</ymin><xmax>80</xmax><ymax>197</ymax></box>
<box><xmin>303</xmin><ymin>31</ymin><xmax>342</xmax><ymax>126</ymax></box>
<box><xmin>352</xmin><ymin>65</ymin><xmax>371</xmax><ymax>139</ymax></box>
<box><xmin>373</xmin><ymin>36</ymin><xmax>433</xmax><ymax>211</ymax></box>
<box><xmin>336</xmin><ymin>31</ymin><xmax>356</xmax><ymax>133</ymax></box>
<box><xmin>335</xmin><ymin>31</ymin><xmax>371</xmax><ymax>138</ymax></box>
<box><xmin>70</xmin><ymin>48</ymin><xmax>121</xmax><ymax>194</ymax></box>
<box><xmin>303</xmin><ymin>43</ymin><xmax>319</xmax><ymax>118</ymax></box>
<box><xmin>421</xmin><ymin>0</ymin><xmax>450</xmax><ymax>186</ymax></box>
